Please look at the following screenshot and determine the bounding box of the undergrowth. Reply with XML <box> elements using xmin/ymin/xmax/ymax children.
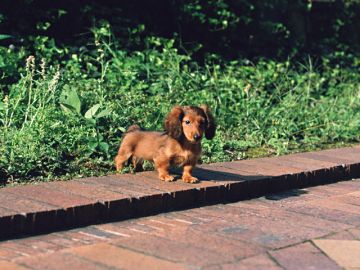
<box><xmin>1</xmin><ymin>26</ymin><xmax>359</xmax><ymax>184</ymax></box>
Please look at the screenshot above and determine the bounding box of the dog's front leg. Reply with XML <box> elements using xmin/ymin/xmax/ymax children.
<box><xmin>182</xmin><ymin>164</ymin><xmax>199</xmax><ymax>183</ymax></box>
<box><xmin>154</xmin><ymin>157</ymin><xmax>175</xmax><ymax>182</ymax></box>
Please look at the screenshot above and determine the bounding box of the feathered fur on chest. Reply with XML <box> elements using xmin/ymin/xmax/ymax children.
<box><xmin>170</xmin><ymin>142</ymin><xmax>201</xmax><ymax>166</ymax></box>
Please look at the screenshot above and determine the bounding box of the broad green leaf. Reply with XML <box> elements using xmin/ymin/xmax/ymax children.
<box><xmin>84</xmin><ymin>104</ymin><xmax>100</xmax><ymax>119</ymax></box>
<box><xmin>95</xmin><ymin>109</ymin><xmax>111</xmax><ymax>119</ymax></box>
<box><xmin>97</xmin><ymin>134</ymin><xmax>104</xmax><ymax>141</ymax></box>
<box><xmin>60</xmin><ymin>103</ymin><xmax>77</xmax><ymax>115</ymax></box>
<box><xmin>87</xmin><ymin>137</ymin><xmax>98</xmax><ymax>151</ymax></box>
<box><xmin>59</xmin><ymin>85</ymin><xmax>81</xmax><ymax>114</ymax></box>
<box><xmin>99</xmin><ymin>142</ymin><xmax>109</xmax><ymax>154</ymax></box>
<box><xmin>85</xmin><ymin>118</ymin><xmax>96</xmax><ymax>126</ymax></box>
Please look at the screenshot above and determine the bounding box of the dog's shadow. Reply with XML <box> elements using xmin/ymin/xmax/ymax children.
<box><xmin>169</xmin><ymin>166</ymin><xmax>309</xmax><ymax>201</ymax></box>
<box><xmin>169</xmin><ymin>166</ymin><xmax>265</xmax><ymax>182</ymax></box>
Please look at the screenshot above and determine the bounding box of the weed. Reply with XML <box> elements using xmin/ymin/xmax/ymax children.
<box><xmin>0</xmin><ymin>28</ymin><xmax>359</xmax><ymax>183</ymax></box>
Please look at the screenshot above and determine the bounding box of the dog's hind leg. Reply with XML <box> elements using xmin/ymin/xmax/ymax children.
<box><xmin>132</xmin><ymin>157</ymin><xmax>144</xmax><ymax>172</ymax></box>
<box><xmin>114</xmin><ymin>146</ymin><xmax>133</xmax><ymax>172</ymax></box>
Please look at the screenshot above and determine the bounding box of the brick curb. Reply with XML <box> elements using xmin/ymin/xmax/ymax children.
<box><xmin>1</xmin><ymin>146</ymin><xmax>360</xmax><ymax>239</ymax></box>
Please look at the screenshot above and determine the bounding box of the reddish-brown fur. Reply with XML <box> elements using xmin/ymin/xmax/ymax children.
<box><xmin>114</xmin><ymin>105</ymin><xmax>216</xmax><ymax>183</ymax></box>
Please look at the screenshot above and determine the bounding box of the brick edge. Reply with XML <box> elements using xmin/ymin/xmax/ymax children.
<box><xmin>1</xmin><ymin>161</ymin><xmax>360</xmax><ymax>240</ymax></box>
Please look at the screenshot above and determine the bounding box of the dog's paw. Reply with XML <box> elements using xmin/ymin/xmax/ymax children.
<box><xmin>182</xmin><ymin>175</ymin><xmax>199</xmax><ymax>184</ymax></box>
<box><xmin>160</xmin><ymin>175</ymin><xmax>175</xmax><ymax>182</ymax></box>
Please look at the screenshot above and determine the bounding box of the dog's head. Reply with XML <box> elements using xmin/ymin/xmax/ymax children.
<box><xmin>164</xmin><ymin>105</ymin><xmax>216</xmax><ymax>143</ymax></box>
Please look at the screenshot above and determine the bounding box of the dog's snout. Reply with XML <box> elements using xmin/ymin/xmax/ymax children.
<box><xmin>193</xmin><ymin>134</ymin><xmax>201</xmax><ymax>141</ymax></box>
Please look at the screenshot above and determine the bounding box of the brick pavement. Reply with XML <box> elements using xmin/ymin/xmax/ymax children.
<box><xmin>0</xmin><ymin>179</ymin><xmax>358</xmax><ymax>269</ymax></box>
<box><xmin>1</xmin><ymin>146</ymin><xmax>360</xmax><ymax>239</ymax></box>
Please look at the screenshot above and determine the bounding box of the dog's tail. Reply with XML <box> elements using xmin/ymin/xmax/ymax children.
<box><xmin>126</xmin><ymin>124</ymin><xmax>142</xmax><ymax>133</ymax></box>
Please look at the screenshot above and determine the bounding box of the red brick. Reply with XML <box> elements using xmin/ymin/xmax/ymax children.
<box><xmin>109</xmin><ymin>174</ymin><xmax>174</xmax><ymax>192</ymax></box>
<box><xmin>201</xmin><ymin>163</ymin><xmax>269</xmax><ymax>181</ymax></box>
<box><xmin>122</xmin><ymin>221</ymin><xmax>160</xmax><ymax>234</ymax></box>
<box><xmin>252</xmin><ymin>180</ymin><xmax>359</xmax><ymax>210</ymax></box>
<box><xmin>203</xmin><ymin>166</ymin><xmax>274</xmax><ymax>200</ymax></box>
<box><xmin>127</xmin><ymin>171</ymin><xmax>199</xmax><ymax>192</ymax></box>
<box><xmin>0</xmin><ymin>241</ymin><xmax>42</xmax><ymax>257</ymax></box>
<box><xmin>124</xmin><ymin>171</ymin><xmax>229</xmax><ymax>207</ymax></box>
<box><xmin>113</xmin><ymin>233</ymin><xmax>245</xmax><ymax>268</ymax></box>
<box><xmin>287</xmin><ymin>198</ymin><xmax>360</xmax><ymax>226</ymax></box>
<box><xmin>57</xmin><ymin>230</ymin><xmax>109</xmax><ymax>245</ymax></box>
<box><xmin>309</xmin><ymin>197</ymin><xmax>360</xmax><ymax>214</ymax></box>
<box><xmin>203</xmin><ymin>254</ymin><xmax>282</xmax><ymax>270</ymax></box>
<box><xmin>76</xmin><ymin>176</ymin><xmax>150</xmax><ymax>198</ymax></box>
<box><xmin>192</xmin><ymin>166</ymin><xmax>246</xmax><ymax>182</ymax></box>
<box><xmin>266</xmin><ymin>154</ymin><xmax>337</xmax><ymax>171</ymax></box>
<box><xmin>138</xmin><ymin>170</ymin><xmax>223</xmax><ymax>189</ymax></box>
<box><xmin>76</xmin><ymin>226</ymin><xmax>123</xmax><ymax>240</ymax></box>
<box><xmin>185</xmin><ymin>203</ymin><xmax>350</xmax><ymax>249</ymax></box>
<box><xmin>42</xmin><ymin>232</ymin><xmax>92</xmax><ymax>249</ymax></box>
<box><xmin>0</xmin><ymin>260</ymin><xmax>28</xmax><ymax>270</ymax></box>
<box><xmin>46</xmin><ymin>180</ymin><xmax>128</xmax><ymax>202</ymax></box>
<box><xmin>304</xmin><ymin>182</ymin><xmax>358</xmax><ymax>197</ymax></box>
<box><xmin>0</xmin><ymin>190</ymin><xmax>55</xmax><ymax>211</ymax></box>
<box><xmin>94</xmin><ymin>223</ymin><xmax>135</xmax><ymax>238</ymax></box>
<box><xmin>331</xmin><ymin>194</ymin><xmax>360</xmax><ymax>206</ymax></box>
<box><xmin>13</xmin><ymin>236</ymin><xmax>66</xmax><ymax>256</ymax></box>
<box><xmin>333</xmin><ymin>179</ymin><xmax>360</xmax><ymax>189</ymax></box>
<box><xmin>68</xmin><ymin>242</ymin><xmax>189</xmax><ymax>270</ymax></box>
<box><xmin>129</xmin><ymin>214</ymin><xmax>200</xmax><ymax>230</ymax></box>
<box><xmin>166</xmin><ymin>209</ymin><xmax>218</xmax><ymax>225</ymax></box>
<box><xmin>321</xmin><ymin>230</ymin><xmax>358</xmax><ymax>240</ymax></box>
<box><xmin>132</xmin><ymin>217</ymin><xmax>265</xmax><ymax>260</ymax></box>
<box><xmin>216</xmin><ymin>159</ymin><xmax>303</xmax><ymax>176</ymax></box>
<box><xmin>270</xmin><ymin>242</ymin><xmax>340</xmax><ymax>270</ymax></box>
<box><xmin>0</xmin><ymin>246</ymin><xmax>21</xmax><ymax>261</ymax></box>
<box><xmin>348</xmin><ymin>227</ymin><xmax>360</xmax><ymax>239</ymax></box>
<box><xmin>0</xmin><ymin>193</ymin><xmax>58</xmax><ymax>236</ymax></box>
<box><xmin>18</xmin><ymin>251</ymin><xmax>109</xmax><ymax>270</ymax></box>
<box><xmin>296</xmin><ymin>151</ymin><xmax>354</xmax><ymax>165</ymax></box>
<box><xmin>315</xmin><ymin>146</ymin><xmax>360</xmax><ymax>163</ymax></box>
<box><xmin>4</xmin><ymin>184</ymin><xmax>93</xmax><ymax>208</ymax></box>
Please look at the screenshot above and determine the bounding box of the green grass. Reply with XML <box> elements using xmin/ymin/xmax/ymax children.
<box><xmin>1</xmin><ymin>30</ymin><xmax>360</xmax><ymax>184</ymax></box>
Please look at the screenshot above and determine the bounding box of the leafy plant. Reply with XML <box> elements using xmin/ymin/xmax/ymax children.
<box><xmin>59</xmin><ymin>85</ymin><xmax>111</xmax><ymax>156</ymax></box>
<box><xmin>0</xmin><ymin>24</ymin><xmax>359</xmax><ymax>184</ymax></box>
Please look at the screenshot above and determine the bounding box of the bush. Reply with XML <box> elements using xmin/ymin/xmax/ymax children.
<box><xmin>0</xmin><ymin>28</ymin><xmax>359</xmax><ymax>183</ymax></box>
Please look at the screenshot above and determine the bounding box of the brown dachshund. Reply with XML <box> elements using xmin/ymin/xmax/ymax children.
<box><xmin>114</xmin><ymin>105</ymin><xmax>216</xmax><ymax>183</ymax></box>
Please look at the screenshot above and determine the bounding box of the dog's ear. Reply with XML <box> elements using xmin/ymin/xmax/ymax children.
<box><xmin>200</xmin><ymin>105</ymin><xmax>216</xmax><ymax>140</ymax></box>
<box><xmin>164</xmin><ymin>106</ymin><xmax>184</xmax><ymax>139</ymax></box>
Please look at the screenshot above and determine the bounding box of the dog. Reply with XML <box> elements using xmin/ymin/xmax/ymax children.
<box><xmin>114</xmin><ymin>105</ymin><xmax>216</xmax><ymax>183</ymax></box>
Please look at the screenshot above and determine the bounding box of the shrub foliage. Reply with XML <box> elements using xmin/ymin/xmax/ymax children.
<box><xmin>0</xmin><ymin>1</ymin><xmax>359</xmax><ymax>183</ymax></box>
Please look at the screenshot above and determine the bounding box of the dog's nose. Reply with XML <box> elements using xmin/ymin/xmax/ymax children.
<box><xmin>193</xmin><ymin>134</ymin><xmax>201</xmax><ymax>141</ymax></box>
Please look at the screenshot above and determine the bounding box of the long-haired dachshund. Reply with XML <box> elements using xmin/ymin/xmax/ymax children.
<box><xmin>114</xmin><ymin>105</ymin><xmax>216</xmax><ymax>183</ymax></box>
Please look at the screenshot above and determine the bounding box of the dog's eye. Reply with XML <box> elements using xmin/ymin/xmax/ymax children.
<box><xmin>185</xmin><ymin>120</ymin><xmax>191</xmax><ymax>125</ymax></box>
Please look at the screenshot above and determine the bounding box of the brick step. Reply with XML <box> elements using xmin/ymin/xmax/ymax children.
<box><xmin>1</xmin><ymin>146</ymin><xmax>360</xmax><ymax>240</ymax></box>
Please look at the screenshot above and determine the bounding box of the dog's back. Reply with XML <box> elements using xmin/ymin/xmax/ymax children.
<box><xmin>118</xmin><ymin>126</ymin><xmax>167</xmax><ymax>162</ymax></box>
<box><xmin>126</xmin><ymin>124</ymin><xmax>142</xmax><ymax>133</ymax></box>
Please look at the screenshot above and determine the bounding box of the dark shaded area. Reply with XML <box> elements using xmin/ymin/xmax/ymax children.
<box><xmin>265</xmin><ymin>189</ymin><xmax>308</xmax><ymax>200</ymax></box>
<box><xmin>0</xmin><ymin>0</ymin><xmax>359</xmax><ymax>60</ymax></box>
